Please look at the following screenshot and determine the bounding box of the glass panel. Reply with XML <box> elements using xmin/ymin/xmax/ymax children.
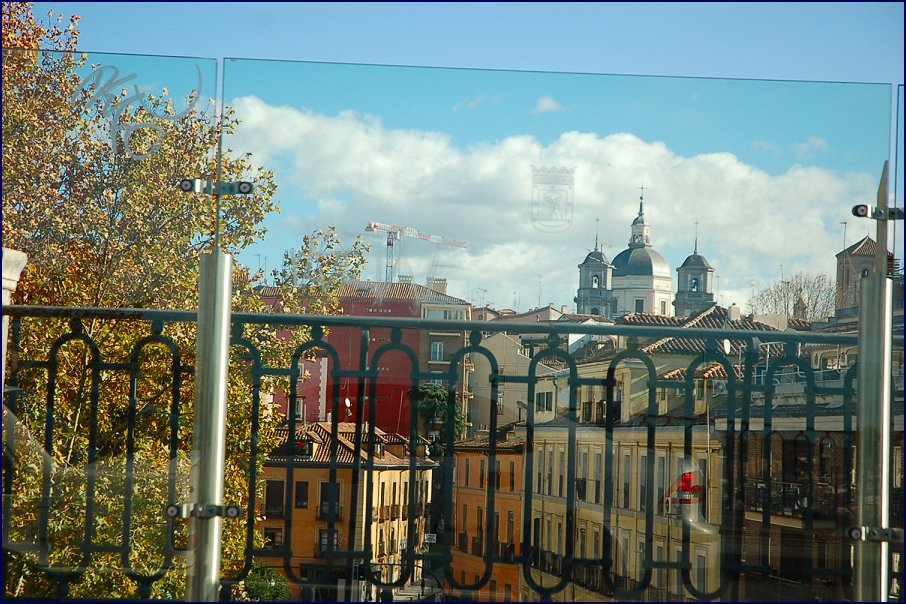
<box><xmin>2</xmin><ymin>48</ymin><xmax>218</xmax><ymax>598</ymax></box>
<box><xmin>4</xmin><ymin>44</ymin><xmax>899</xmax><ymax>602</ymax></box>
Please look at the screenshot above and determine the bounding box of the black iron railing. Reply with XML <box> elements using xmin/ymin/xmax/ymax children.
<box><xmin>2</xmin><ymin>304</ymin><xmax>902</xmax><ymax>602</ymax></box>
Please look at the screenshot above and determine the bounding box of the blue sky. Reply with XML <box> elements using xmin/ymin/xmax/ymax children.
<box><xmin>31</xmin><ymin>2</ymin><xmax>905</xmax><ymax>312</ymax></box>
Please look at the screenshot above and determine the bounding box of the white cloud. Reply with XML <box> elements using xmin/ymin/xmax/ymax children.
<box><xmin>531</xmin><ymin>96</ymin><xmax>566</xmax><ymax>114</ymax></box>
<box><xmin>452</xmin><ymin>95</ymin><xmax>500</xmax><ymax>112</ymax></box>
<box><xmin>752</xmin><ymin>140</ymin><xmax>782</xmax><ymax>155</ymax></box>
<box><xmin>230</xmin><ymin>96</ymin><xmax>876</xmax><ymax>314</ymax></box>
<box><xmin>794</xmin><ymin>135</ymin><xmax>829</xmax><ymax>159</ymax></box>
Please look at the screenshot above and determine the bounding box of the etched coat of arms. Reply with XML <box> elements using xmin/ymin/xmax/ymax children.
<box><xmin>531</xmin><ymin>166</ymin><xmax>575</xmax><ymax>233</ymax></box>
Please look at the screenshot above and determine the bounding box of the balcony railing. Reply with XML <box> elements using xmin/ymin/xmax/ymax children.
<box><xmin>2</xmin><ymin>303</ymin><xmax>896</xmax><ymax>603</ymax></box>
<box><xmin>316</xmin><ymin>504</ymin><xmax>344</xmax><ymax>521</ymax></box>
<box><xmin>471</xmin><ymin>536</ymin><xmax>483</xmax><ymax>557</ymax></box>
<box><xmin>264</xmin><ymin>507</ymin><xmax>284</xmax><ymax>520</ymax></box>
<box><xmin>744</xmin><ymin>479</ymin><xmax>840</xmax><ymax>518</ymax></box>
<box><xmin>457</xmin><ymin>531</ymin><xmax>468</xmax><ymax>552</ymax></box>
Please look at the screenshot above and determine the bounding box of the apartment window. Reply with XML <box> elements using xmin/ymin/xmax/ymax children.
<box><xmin>490</xmin><ymin>579</ymin><xmax>497</xmax><ymax>600</ymax></box>
<box><xmin>264</xmin><ymin>527</ymin><xmax>283</xmax><ymax>548</ymax></box>
<box><xmin>537</xmin><ymin>448</ymin><xmax>544</xmax><ymax>494</ymax></box>
<box><xmin>698</xmin><ymin>457</ymin><xmax>709</xmax><ymax>518</ymax></box>
<box><xmin>495</xmin><ymin>460</ymin><xmax>501</xmax><ymax>490</ymax></box>
<box><xmin>696</xmin><ymin>553</ymin><xmax>707</xmax><ymax>590</ymax></box>
<box><xmin>656</xmin><ymin>456</ymin><xmax>666</xmax><ymax>515</ymax></box>
<box><xmin>547</xmin><ymin>448</ymin><xmax>554</xmax><ymax>496</ymax></box>
<box><xmin>509</xmin><ymin>461</ymin><xmax>516</xmax><ymax>492</ymax></box>
<box><xmin>380</xmin><ymin>482</ymin><xmax>385</xmax><ymax>507</ymax></box>
<box><xmin>558</xmin><ymin>450</ymin><xmax>565</xmax><ymax>497</ymax></box>
<box><xmin>477</xmin><ymin>506</ymin><xmax>484</xmax><ymax>533</ymax></box>
<box><xmin>507</xmin><ymin>511</ymin><xmax>515</xmax><ymax>543</ymax></box>
<box><xmin>593</xmin><ymin>526</ymin><xmax>600</xmax><ymax>559</ymax></box>
<box><xmin>295</xmin><ymin>481</ymin><xmax>309</xmax><ymax>508</ymax></box>
<box><xmin>635</xmin><ymin>299</ymin><xmax>644</xmax><ymax>312</ymax></box>
<box><xmin>319</xmin><ymin>529</ymin><xmax>338</xmax><ymax>553</ymax></box>
<box><xmin>660</xmin><ymin>300</ymin><xmax>667</xmax><ymax>315</ymax></box>
<box><xmin>293</xmin><ymin>398</ymin><xmax>304</xmax><ymax>419</ymax></box>
<box><xmin>595</xmin><ymin>452</ymin><xmax>603</xmax><ymax>504</ymax></box>
<box><xmin>465</xmin><ymin>458</ymin><xmax>470</xmax><ymax>487</ymax></box>
<box><xmin>579</xmin><ymin>527</ymin><xmax>587</xmax><ymax>558</ymax></box>
<box><xmin>480</xmin><ymin>459</ymin><xmax>486</xmax><ymax>488</ymax></box>
<box><xmin>622</xmin><ymin>453</ymin><xmax>631</xmax><ymax>509</ymax></box>
<box><xmin>392</xmin><ymin>482</ymin><xmax>398</xmax><ymax>504</ymax></box>
<box><xmin>462</xmin><ymin>504</ymin><xmax>468</xmax><ymax>533</ymax></box>
<box><xmin>497</xmin><ymin>391</ymin><xmax>504</xmax><ymax>414</ymax></box>
<box><xmin>504</xmin><ymin>583</ymin><xmax>512</xmax><ymax>602</ymax></box>
<box><xmin>320</xmin><ymin>482</ymin><xmax>339</xmax><ymax>517</ymax></box>
<box><xmin>546</xmin><ymin>392</ymin><xmax>553</xmax><ymax>411</ymax></box>
<box><xmin>656</xmin><ymin>543</ymin><xmax>665</xmax><ymax>590</ymax></box>
<box><xmin>430</xmin><ymin>341</ymin><xmax>444</xmax><ymax>361</ymax></box>
<box><xmin>639</xmin><ymin>454</ymin><xmax>648</xmax><ymax>512</ymax></box>
<box><xmin>265</xmin><ymin>480</ymin><xmax>284</xmax><ymax>518</ymax></box>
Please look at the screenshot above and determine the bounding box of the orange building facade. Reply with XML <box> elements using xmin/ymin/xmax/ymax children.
<box><xmin>256</xmin><ymin>422</ymin><xmax>434</xmax><ymax>601</ymax></box>
<box><xmin>450</xmin><ymin>426</ymin><xmax>526</xmax><ymax>602</ymax></box>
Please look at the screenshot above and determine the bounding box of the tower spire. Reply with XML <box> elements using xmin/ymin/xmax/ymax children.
<box><xmin>638</xmin><ymin>184</ymin><xmax>646</xmax><ymax>215</ymax></box>
<box><xmin>694</xmin><ymin>221</ymin><xmax>699</xmax><ymax>254</ymax></box>
<box><xmin>594</xmin><ymin>218</ymin><xmax>599</xmax><ymax>251</ymax></box>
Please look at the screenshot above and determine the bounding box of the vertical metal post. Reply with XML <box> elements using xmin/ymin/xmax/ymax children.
<box><xmin>855</xmin><ymin>162</ymin><xmax>892</xmax><ymax>602</ymax></box>
<box><xmin>187</xmin><ymin>248</ymin><xmax>233</xmax><ymax>601</ymax></box>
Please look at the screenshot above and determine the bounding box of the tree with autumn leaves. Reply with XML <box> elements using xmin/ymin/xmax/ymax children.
<box><xmin>2</xmin><ymin>3</ymin><xmax>365</xmax><ymax>599</ymax></box>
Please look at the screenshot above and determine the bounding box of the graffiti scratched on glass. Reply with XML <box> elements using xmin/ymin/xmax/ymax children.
<box><xmin>73</xmin><ymin>64</ymin><xmax>203</xmax><ymax>160</ymax></box>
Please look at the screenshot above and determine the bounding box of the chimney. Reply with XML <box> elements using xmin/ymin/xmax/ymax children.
<box><xmin>727</xmin><ymin>303</ymin><xmax>742</xmax><ymax>322</ymax></box>
<box><xmin>426</xmin><ymin>277</ymin><xmax>447</xmax><ymax>295</ymax></box>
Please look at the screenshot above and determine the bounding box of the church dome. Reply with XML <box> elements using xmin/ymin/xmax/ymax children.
<box><xmin>612</xmin><ymin>246</ymin><xmax>671</xmax><ymax>278</ymax></box>
<box><xmin>679</xmin><ymin>253</ymin><xmax>713</xmax><ymax>270</ymax></box>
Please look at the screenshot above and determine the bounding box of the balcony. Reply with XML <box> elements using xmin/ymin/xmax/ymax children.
<box><xmin>264</xmin><ymin>507</ymin><xmax>284</xmax><ymax>520</ymax></box>
<box><xmin>744</xmin><ymin>479</ymin><xmax>840</xmax><ymax>519</ymax></box>
<box><xmin>316</xmin><ymin>504</ymin><xmax>344</xmax><ymax>521</ymax></box>
<box><xmin>497</xmin><ymin>541</ymin><xmax>515</xmax><ymax>558</ymax></box>
<box><xmin>457</xmin><ymin>531</ymin><xmax>468</xmax><ymax>552</ymax></box>
<box><xmin>538</xmin><ymin>551</ymin><xmax>562</xmax><ymax>576</ymax></box>
<box><xmin>379</xmin><ymin>506</ymin><xmax>390</xmax><ymax>521</ymax></box>
<box><xmin>390</xmin><ymin>504</ymin><xmax>400</xmax><ymax>519</ymax></box>
<box><xmin>471</xmin><ymin>536</ymin><xmax>483</xmax><ymax>557</ymax></box>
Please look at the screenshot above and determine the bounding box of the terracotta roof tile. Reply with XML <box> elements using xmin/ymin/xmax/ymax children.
<box><xmin>339</xmin><ymin>280</ymin><xmax>469</xmax><ymax>305</ymax></box>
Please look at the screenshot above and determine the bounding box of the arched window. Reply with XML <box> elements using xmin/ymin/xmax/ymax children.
<box><xmin>591</xmin><ymin>307</ymin><xmax>600</xmax><ymax>315</ymax></box>
<box><xmin>592</xmin><ymin>274</ymin><xmax>599</xmax><ymax>288</ymax></box>
<box><xmin>691</xmin><ymin>277</ymin><xmax>699</xmax><ymax>292</ymax></box>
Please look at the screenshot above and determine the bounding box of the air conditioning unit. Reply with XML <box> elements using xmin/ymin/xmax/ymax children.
<box><xmin>712</xmin><ymin>380</ymin><xmax>728</xmax><ymax>395</ymax></box>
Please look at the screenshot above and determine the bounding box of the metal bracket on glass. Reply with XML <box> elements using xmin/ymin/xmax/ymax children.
<box><xmin>165</xmin><ymin>503</ymin><xmax>243</xmax><ymax>519</ymax></box>
<box><xmin>177</xmin><ymin>178</ymin><xmax>254</xmax><ymax>196</ymax></box>
<box><xmin>846</xmin><ymin>526</ymin><xmax>904</xmax><ymax>544</ymax></box>
<box><xmin>851</xmin><ymin>204</ymin><xmax>904</xmax><ymax>221</ymax></box>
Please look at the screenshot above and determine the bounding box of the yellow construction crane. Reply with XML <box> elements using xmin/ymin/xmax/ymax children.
<box><xmin>365</xmin><ymin>221</ymin><xmax>467</xmax><ymax>283</ymax></box>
